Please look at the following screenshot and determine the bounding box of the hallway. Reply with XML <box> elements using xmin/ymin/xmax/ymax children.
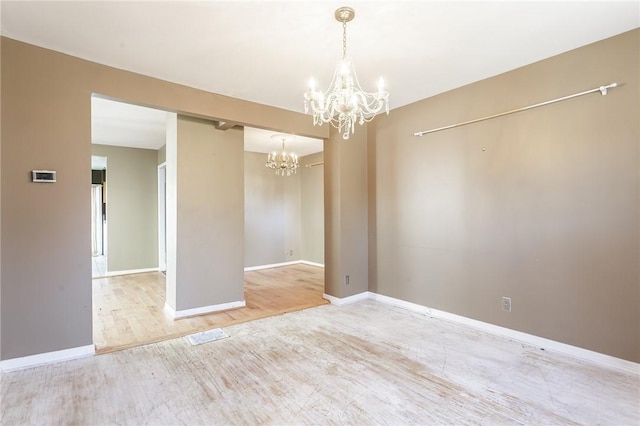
<box><xmin>92</xmin><ymin>264</ymin><xmax>326</xmax><ymax>353</ymax></box>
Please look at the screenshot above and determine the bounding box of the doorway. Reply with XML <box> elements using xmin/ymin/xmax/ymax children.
<box><xmin>91</xmin><ymin>95</ymin><xmax>168</xmax><ymax>351</ymax></box>
<box><xmin>91</xmin><ymin>99</ymin><xmax>326</xmax><ymax>353</ymax></box>
<box><xmin>91</xmin><ymin>156</ymin><xmax>107</xmax><ymax>278</ymax></box>
<box><xmin>243</xmin><ymin>126</ymin><xmax>325</xmax><ymax>270</ymax></box>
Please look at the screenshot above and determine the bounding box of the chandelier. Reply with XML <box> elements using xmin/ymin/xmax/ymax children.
<box><xmin>265</xmin><ymin>134</ymin><xmax>299</xmax><ymax>176</ymax></box>
<box><xmin>304</xmin><ymin>6</ymin><xmax>389</xmax><ymax>140</ymax></box>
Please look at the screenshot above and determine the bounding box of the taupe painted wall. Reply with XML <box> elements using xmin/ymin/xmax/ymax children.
<box><xmin>244</xmin><ymin>151</ymin><xmax>300</xmax><ymax>267</ymax></box>
<box><xmin>371</xmin><ymin>29</ymin><xmax>639</xmax><ymax>362</ymax></box>
<box><xmin>325</xmin><ymin>127</ymin><xmax>369</xmax><ymax>298</ymax></box>
<box><xmin>172</xmin><ymin>116</ymin><xmax>244</xmax><ymax>311</ymax></box>
<box><xmin>282</xmin><ymin>170</ymin><xmax>301</xmax><ymax>264</ymax></box>
<box><xmin>0</xmin><ymin>37</ymin><xmax>326</xmax><ymax>360</ymax></box>
<box><xmin>244</xmin><ymin>151</ymin><xmax>325</xmax><ymax>267</ymax></box>
<box><xmin>91</xmin><ymin>144</ymin><xmax>159</xmax><ymax>272</ymax></box>
<box><xmin>2</xmin><ymin>42</ymin><xmax>93</xmax><ymax>359</ymax></box>
<box><xmin>300</xmin><ymin>152</ymin><xmax>324</xmax><ymax>264</ymax></box>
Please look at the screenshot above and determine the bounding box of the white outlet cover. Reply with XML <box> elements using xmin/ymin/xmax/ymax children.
<box><xmin>502</xmin><ymin>297</ymin><xmax>512</xmax><ymax>312</ymax></box>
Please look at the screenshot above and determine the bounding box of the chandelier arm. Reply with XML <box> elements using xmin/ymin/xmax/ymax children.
<box><xmin>346</xmin><ymin>61</ymin><xmax>389</xmax><ymax>117</ymax></box>
<box><xmin>313</xmin><ymin>102</ymin><xmax>333</xmax><ymax>122</ymax></box>
<box><xmin>351</xmin><ymin>91</ymin><xmax>384</xmax><ymax>116</ymax></box>
<box><xmin>315</xmin><ymin>91</ymin><xmax>340</xmax><ymax>119</ymax></box>
<box><xmin>320</xmin><ymin>60</ymin><xmax>345</xmax><ymax>108</ymax></box>
<box><xmin>348</xmin><ymin>65</ymin><xmax>387</xmax><ymax>110</ymax></box>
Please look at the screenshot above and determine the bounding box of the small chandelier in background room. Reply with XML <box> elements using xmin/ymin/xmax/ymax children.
<box><xmin>304</xmin><ymin>6</ymin><xmax>389</xmax><ymax>140</ymax></box>
<box><xmin>265</xmin><ymin>134</ymin><xmax>299</xmax><ymax>176</ymax></box>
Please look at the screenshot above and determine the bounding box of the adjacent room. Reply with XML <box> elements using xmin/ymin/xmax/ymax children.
<box><xmin>89</xmin><ymin>98</ymin><xmax>326</xmax><ymax>353</ymax></box>
<box><xmin>1</xmin><ymin>1</ymin><xmax>638</xmax><ymax>424</ymax></box>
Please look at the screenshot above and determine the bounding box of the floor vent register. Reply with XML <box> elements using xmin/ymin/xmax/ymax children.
<box><xmin>185</xmin><ymin>328</ymin><xmax>230</xmax><ymax>346</ymax></box>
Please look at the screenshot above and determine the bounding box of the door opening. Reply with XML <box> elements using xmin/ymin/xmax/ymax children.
<box><xmin>91</xmin><ymin>157</ymin><xmax>107</xmax><ymax>278</ymax></box>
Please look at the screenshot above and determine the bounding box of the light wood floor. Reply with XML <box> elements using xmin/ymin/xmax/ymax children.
<box><xmin>3</xmin><ymin>300</ymin><xmax>638</xmax><ymax>425</ymax></box>
<box><xmin>92</xmin><ymin>263</ymin><xmax>327</xmax><ymax>353</ymax></box>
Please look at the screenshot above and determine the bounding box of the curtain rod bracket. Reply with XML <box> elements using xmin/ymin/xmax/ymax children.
<box><xmin>600</xmin><ymin>82</ymin><xmax>617</xmax><ymax>95</ymax></box>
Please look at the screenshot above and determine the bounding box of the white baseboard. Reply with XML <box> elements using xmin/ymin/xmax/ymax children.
<box><xmin>163</xmin><ymin>303</ymin><xmax>176</xmax><ymax>319</ymax></box>
<box><xmin>300</xmin><ymin>260</ymin><xmax>325</xmax><ymax>268</ymax></box>
<box><xmin>322</xmin><ymin>290</ymin><xmax>638</xmax><ymax>375</ymax></box>
<box><xmin>244</xmin><ymin>260</ymin><xmax>325</xmax><ymax>272</ymax></box>
<box><xmin>1</xmin><ymin>344</ymin><xmax>95</xmax><ymax>373</ymax></box>
<box><xmin>165</xmin><ymin>300</ymin><xmax>246</xmax><ymax>320</ymax></box>
<box><xmin>244</xmin><ymin>261</ymin><xmax>299</xmax><ymax>271</ymax></box>
<box><xmin>368</xmin><ymin>292</ymin><xmax>640</xmax><ymax>376</ymax></box>
<box><xmin>323</xmin><ymin>291</ymin><xmax>372</xmax><ymax>306</ymax></box>
<box><xmin>105</xmin><ymin>267</ymin><xmax>159</xmax><ymax>277</ymax></box>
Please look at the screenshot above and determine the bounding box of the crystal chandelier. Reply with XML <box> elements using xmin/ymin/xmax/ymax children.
<box><xmin>304</xmin><ymin>6</ymin><xmax>389</xmax><ymax>140</ymax></box>
<box><xmin>265</xmin><ymin>134</ymin><xmax>299</xmax><ymax>176</ymax></box>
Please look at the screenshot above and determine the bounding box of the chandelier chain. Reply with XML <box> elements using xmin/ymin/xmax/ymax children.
<box><xmin>342</xmin><ymin>20</ymin><xmax>347</xmax><ymax>59</ymax></box>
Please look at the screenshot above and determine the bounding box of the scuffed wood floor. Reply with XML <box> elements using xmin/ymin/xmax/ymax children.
<box><xmin>2</xmin><ymin>300</ymin><xmax>638</xmax><ymax>425</ymax></box>
<box><xmin>92</xmin><ymin>263</ymin><xmax>327</xmax><ymax>353</ymax></box>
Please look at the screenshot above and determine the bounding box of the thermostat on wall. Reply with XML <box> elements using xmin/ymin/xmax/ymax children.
<box><xmin>32</xmin><ymin>170</ymin><xmax>56</xmax><ymax>183</ymax></box>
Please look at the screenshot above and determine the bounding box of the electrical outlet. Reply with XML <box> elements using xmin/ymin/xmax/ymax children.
<box><xmin>289</xmin><ymin>249</ymin><xmax>293</xmax><ymax>256</ymax></box>
<box><xmin>345</xmin><ymin>275</ymin><xmax>350</xmax><ymax>285</ymax></box>
<box><xmin>502</xmin><ymin>297</ymin><xmax>511</xmax><ymax>312</ymax></box>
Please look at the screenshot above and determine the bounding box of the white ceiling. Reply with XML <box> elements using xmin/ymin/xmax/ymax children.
<box><xmin>244</xmin><ymin>127</ymin><xmax>323</xmax><ymax>157</ymax></box>
<box><xmin>91</xmin><ymin>155</ymin><xmax>107</xmax><ymax>171</ymax></box>
<box><xmin>92</xmin><ymin>97</ymin><xmax>168</xmax><ymax>150</ymax></box>
<box><xmin>91</xmin><ymin>96</ymin><xmax>323</xmax><ymax>155</ymax></box>
<box><xmin>3</xmin><ymin>1</ymin><xmax>639</xmax><ymax>154</ymax></box>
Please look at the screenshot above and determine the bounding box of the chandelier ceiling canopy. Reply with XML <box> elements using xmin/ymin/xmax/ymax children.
<box><xmin>265</xmin><ymin>134</ymin><xmax>299</xmax><ymax>177</ymax></box>
<box><xmin>304</xmin><ymin>6</ymin><xmax>389</xmax><ymax>140</ymax></box>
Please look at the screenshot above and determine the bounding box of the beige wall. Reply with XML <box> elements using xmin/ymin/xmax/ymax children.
<box><xmin>244</xmin><ymin>151</ymin><xmax>324</xmax><ymax>267</ymax></box>
<box><xmin>325</xmin><ymin>127</ymin><xmax>369</xmax><ymax>298</ymax></box>
<box><xmin>91</xmin><ymin>144</ymin><xmax>159</xmax><ymax>272</ymax></box>
<box><xmin>0</xmin><ymin>37</ymin><xmax>326</xmax><ymax>360</ymax></box>
<box><xmin>282</xmin><ymin>169</ymin><xmax>301</xmax><ymax>264</ymax></box>
<box><xmin>170</xmin><ymin>116</ymin><xmax>244</xmax><ymax>311</ymax></box>
<box><xmin>300</xmin><ymin>152</ymin><xmax>324</xmax><ymax>264</ymax></box>
<box><xmin>2</xmin><ymin>40</ymin><xmax>93</xmax><ymax>359</ymax></box>
<box><xmin>371</xmin><ymin>29</ymin><xmax>639</xmax><ymax>362</ymax></box>
<box><xmin>244</xmin><ymin>151</ymin><xmax>300</xmax><ymax>267</ymax></box>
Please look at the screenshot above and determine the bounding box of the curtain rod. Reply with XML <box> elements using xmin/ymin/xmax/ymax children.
<box><xmin>414</xmin><ymin>82</ymin><xmax>619</xmax><ymax>137</ymax></box>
